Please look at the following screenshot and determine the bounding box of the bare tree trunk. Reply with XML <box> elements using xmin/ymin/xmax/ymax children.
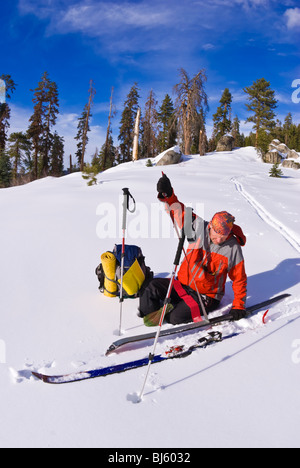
<box><xmin>132</xmin><ymin>107</ymin><xmax>141</xmax><ymax>161</ymax></box>
<box><xmin>34</xmin><ymin>145</ymin><xmax>38</xmax><ymax>180</ymax></box>
<box><xmin>199</xmin><ymin>129</ymin><xmax>205</xmax><ymax>156</ymax></box>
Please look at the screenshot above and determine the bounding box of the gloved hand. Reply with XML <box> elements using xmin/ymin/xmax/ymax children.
<box><xmin>230</xmin><ymin>309</ymin><xmax>246</xmax><ymax>321</ymax></box>
<box><xmin>157</xmin><ymin>174</ymin><xmax>173</xmax><ymax>199</ymax></box>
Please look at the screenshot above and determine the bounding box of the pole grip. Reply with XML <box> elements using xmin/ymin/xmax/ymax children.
<box><xmin>122</xmin><ymin>187</ymin><xmax>130</xmax><ymax>197</ymax></box>
<box><xmin>121</xmin><ymin>188</ymin><xmax>129</xmax><ymax>230</ymax></box>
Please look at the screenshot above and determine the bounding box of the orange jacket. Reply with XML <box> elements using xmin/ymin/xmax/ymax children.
<box><xmin>162</xmin><ymin>192</ymin><xmax>247</xmax><ymax>310</ymax></box>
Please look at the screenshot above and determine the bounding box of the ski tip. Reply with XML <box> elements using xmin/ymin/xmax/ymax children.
<box><xmin>105</xmin><ymin>345</ymin><xmax>117</xmax><ymax>356</ymax></box>
<box><xmin>262</xmin><ymin>309</ymin><xmax>269</xmax><ymax>325</ymax></box>
<box><xmin>278</xmin><ymin>293</ymin><xmax>291</xmax><ymax>300</ymax></box>
<box><xmin>32</xmin><ymin>371</ymin><xmax>46</xmax><ymax>382</ymax></box>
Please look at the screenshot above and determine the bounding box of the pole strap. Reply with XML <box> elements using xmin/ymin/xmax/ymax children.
<box><xmin>122</xmin><ymin>187</ymin><xmax>136</xmax><ymax>213</ymax></box>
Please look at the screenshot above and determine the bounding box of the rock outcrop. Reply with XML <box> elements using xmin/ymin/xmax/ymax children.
<box><xmin>156</xmin><ymin>147</ymin><xmax>182</xmax><ymax>166</ymax></box>
<box><xmin>216</xmin><ymin>135</ymin><xmax>235</xmax><ymax>152</ymax></box>
<box><xmin>264</xmin><ymin>139</ymin><xmax>299</xmax><ymax>169</ymax></box>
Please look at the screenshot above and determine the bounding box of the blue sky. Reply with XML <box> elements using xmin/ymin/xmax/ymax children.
<box><xmin>1</xmin><ymin>0</ymin><xmax>300</xmax><ymax>162</ymax></box>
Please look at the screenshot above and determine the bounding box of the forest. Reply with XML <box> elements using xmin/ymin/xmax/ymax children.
<box><xmin>1</xmin><ymin>70</ymin><xmax>300</xmax><ymax>188</ymax></box>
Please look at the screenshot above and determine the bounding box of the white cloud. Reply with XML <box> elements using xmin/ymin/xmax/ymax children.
<box><xmin>202</xmin><ymin>43</ymin><xmax>215</xmax><ymax>51</ymax></box>
<box><xmin>18</xmin><ymin>0</ymin><xmax>300</xmax><ymax>59</ymax></box>
<box><xmin>18</xmin><ymin>0</ymin><xmax>185</xmax><ymax>58</ymax></box>
<box><xmin>195</xmin><ymin>0</ymin><xmax>271</xmax><ymax>9</ymax></box>
<box><xmin>51</xmin><ymin>112</ymin><xmax>106</xmax><ymax>165</ymax></box>
<box><xmin>9</xmin><ymin>104</ymin><xmax>31</xmax><ymax>133</ymax></box>
<box><xmin>284</xmin><ymin>7</ymin><xmax>300</xmax><ymax>30</ymax></box>
<box><xmin>232</xmin><ymin>91</ymin><xmax>247</xmax><ymax>103</ymax></box>
<box><xmin>239</xmin><ymin>120</ymin><xmax>254</xmax><ymax>135</ymax></box>
<box><xmin>61</xmin><ymin>1</ymin><xmax>173</xmax><ymax>31</ymax></box>
<box><xmin>19</xmin><ymin>0</ymin><xmax>177</xmax><ymax>35</ymax></box>
<box><xmin>275</xmin><ymin>92</ymin><xmax>294</xmax><ymax>105</ymax></box>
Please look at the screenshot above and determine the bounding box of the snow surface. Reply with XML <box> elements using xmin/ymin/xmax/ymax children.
<box><xmin>0</xmin><ymin>146</ymin><xmax>300</xmax><ymax>448</ymax></box>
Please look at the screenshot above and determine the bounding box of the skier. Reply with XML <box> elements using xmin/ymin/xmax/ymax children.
<box><xmin>139</xmin><ymin>174</ymin><xmax>248</xmax><ymax>326</ymax></box>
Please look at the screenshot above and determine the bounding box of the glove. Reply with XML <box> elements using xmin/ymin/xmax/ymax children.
<box><xmin>157</xmin><ymin>174</ymin><xmax>173</xmax><ymax>199</ymax></box>
<box><xmin>230</xmin><ymin>309</ymin><xmax>246</xmax><ymax>321</ymax></box>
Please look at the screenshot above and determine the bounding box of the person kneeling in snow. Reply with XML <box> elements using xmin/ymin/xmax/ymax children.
<box><xmin>138</xmin><ymin>174</ymin><xmax>247</xmax><ymax>326</ymax></box>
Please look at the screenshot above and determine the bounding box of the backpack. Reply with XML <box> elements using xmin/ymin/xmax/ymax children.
<box><xmin>95</xmin><ymin>244</ymin><xmax>153</xmax><ymax>298</ymax></box>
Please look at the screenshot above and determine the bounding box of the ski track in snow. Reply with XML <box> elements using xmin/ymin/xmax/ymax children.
<box><xmin>231</xmin><ymin>177</ymin><xmax>300</xmax><ymax>254</ymax></box>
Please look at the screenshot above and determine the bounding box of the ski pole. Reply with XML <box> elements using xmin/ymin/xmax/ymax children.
<box><xmin>119</xmin><ymin>188</ymin><xmax>136</xmax><ymax>336</ymax></box>
<box><xmin>138</xmin><ymin>220</ymin><xmax>187</xmax><ymax>402</ymax></box>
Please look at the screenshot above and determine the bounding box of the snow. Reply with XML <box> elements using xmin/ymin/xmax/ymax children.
<box><xmin>0</xmin><ymin>146</ymin><xmax>300</xmax><ymax>448</ymax></box>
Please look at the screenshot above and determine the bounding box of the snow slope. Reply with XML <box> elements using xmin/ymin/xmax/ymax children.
<box><xmin>0</xmin><ymin>147</ymin><xmax>300</xmax><ymax>448</ymax></box>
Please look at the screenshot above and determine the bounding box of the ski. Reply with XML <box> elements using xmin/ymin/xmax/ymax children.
<box><xmin>32</xmin><ymin>331</ymin><xmax>224</xmax><ymax>385</ymax></box>
<box><xmin>31</xmin><ymin>294</ymin><xmax>290</xmax><ymax>385</ymax></box>
<box><xmin>105</xmin><ymin>293</ymin><xmax>290</xmax><ymax>355</ymax></box>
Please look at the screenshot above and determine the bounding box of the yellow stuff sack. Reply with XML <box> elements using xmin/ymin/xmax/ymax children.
<box><xmin>101</xmin><ymin>251</ymin><xmax>118</xmax><ymax>297</ymax></box>
<box><xmin>118</xmin><ymin>258</ymin><xmax>145</xmax><ymax>297</ymax></box>
<box><xmin>95</xmin><ymin>244</ymin><xmax>153</xmax><ymax>298</ymax></box>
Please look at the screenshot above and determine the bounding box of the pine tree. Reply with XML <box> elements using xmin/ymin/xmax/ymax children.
<box><xmin>82</xmin><ymin>136</ymin><xmax>117</xmax><ymax>186</ymax></box>
<box><xmin>82</xmin><ymin>148</ymin><xmax>100</xmax><ymax>186</ymax></box>
<box><xmin>288</xmin><ymin>123</ymin><xmax>300</xmax><ymax>151</ymax></box>
<box><xmin>244</xmin><ymin>78</ymin><xmax>277</xmax><ymax>149</ymax></box>
<box><xmin>82</xmin><ymin>161</ymin><xmax>99</xmax><ymax>186</ymax></box>
<box><xmin>141</xmin><ymin>89</ymin><xmax>159</xmax><ymax>159</ymax></box>
<box><xmin>42</xmin><ymin>77</ymin><xmax>59</xmax><ymax>175</ymax></box>
<box><xmin>49</xmin><ymin>132</ymin><xmax>64</xmax><ymax>176</ymax></box>
<box><xmin>231</xmin><ymin>116</ymin><xmax>245</xmax><ymax>148</ymax></box>
<box><xmin>7</xmin><ymin>132</ymin><xmax>31</xmax><ymax>183</ymax></box>
<box><xmin>157</xmin><ymin>94</ymin><xmax>177</xmax><ymax>152</ymax></box>
<box><xmin>0</xmin><ymin>75</ymin><xmax>17</xmax><ymax>151</ymax></box>
<box><xmin>173</xmin><ymin>68</ymin><xmax>208</xmax><ymax>155</ymax></box>
<box><xmin>0</xmin><ymin>149</ymin><xmax>12</xmax><ymax>188</ymax></box>
<box><xmin>212</xmin><ymin>88</ymin><xmax>232</xmax><ymax>144</ymax></box>
<box><xmin>118</xmin><ymin>83</ymin><xmax>140</xmax><ymax>163</ymax></box>
<box><xmin>75</xmin><ymin>106</ymin><xmax>90</xmax><ymax>169</ymax></box>
<box><xmin>0</xmin><ymin>103</ymin><xmax>11</xmax><ymax>152</ymax></box>
<box><xmin>28</xmin><ymin>71</ymin><xmax>59</xmax><ymax>179</ymax></box>
<box><xmin>273</xmin><ymin>119</ymin><xmax>284</xmax><ymax>143</ymax></box>
<box><xmin>75</xmin><ymin>80</ymin><xmax>96</xmax><ymax>171</ymax></box>
<box><xmin>27</xmin><ymin>97</ymin><xmax>42</xmax><ymax>179</ymax></box>
<box><xmin>269</xmin><ymin>163</ymin><xmax>283</xmax><ymax>178</ymax></box>
<box><xmin>282</xmin><ymin>113</ymin><xmax>293</xmax><ymax>147</ymax></box>
<box><xmin>244</xmin><ymin>133</ymin><xmax>256</xmax><ymax>147</ymax></box>
<box><xmin>99</xmin><ymin>134</ymin><xmax>116</xmax><ymax>170</ymax></box>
